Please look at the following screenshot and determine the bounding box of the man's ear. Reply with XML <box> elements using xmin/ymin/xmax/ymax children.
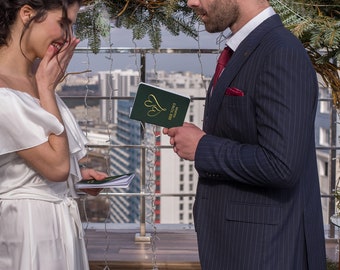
<box><xmin>19</xmin><ymin>5</ymin><xmax>35</xmax><ymax>24</ymax></box>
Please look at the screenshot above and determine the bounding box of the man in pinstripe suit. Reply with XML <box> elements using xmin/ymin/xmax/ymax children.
<box><xmin>163</xmin><ymin>0</ymin><xmax>327</xmax><ymax>269</ymax></box>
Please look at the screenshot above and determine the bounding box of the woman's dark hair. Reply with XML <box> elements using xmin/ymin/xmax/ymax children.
<box><xmin>0</xmin><ymin>0</ymin><xmax>82</xmax><ymax>46</ymax></box>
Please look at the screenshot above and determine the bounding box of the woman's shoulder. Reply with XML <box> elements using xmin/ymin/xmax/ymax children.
<box><xmin>0</xmin><ymin>71</ymin><xmax>15</xmax><ymax>87</ymax></box>
<box><xmin>0</xmin><ymin>87</ymin><xmax>40</xmax><ymax>120</ymax></box>
<box><xmin>0</xmin><ymin>72</ymin><xmax>32</xmax><ymax>94</ymax></box>
<box><xmin>0</xmin><ymin>73</ymin><xmax>18</xmax><ymax>93</ymax></box>
<box><xmin>0</xmin><ymin>86</ymin><xmax>17</xmax><ymax>99</ymax></box>
<box><xmin>0</xmin><ymin>76</ymin><xmax>10</xmax><ymax>89</ymax></box>
<box><xmin>0</xmin><ymin>86</ymin><xmax>33</xmax><ymax>101</ymax></box>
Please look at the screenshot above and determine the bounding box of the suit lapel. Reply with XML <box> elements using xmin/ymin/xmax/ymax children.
<box><xmin>204</xmin><ymin>15</ymin><xmax>283</xmax><ymax>133</ymax></box>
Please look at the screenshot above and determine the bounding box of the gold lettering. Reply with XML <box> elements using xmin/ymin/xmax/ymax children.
<box><xmin>144</xmin><ymin>94</ymin><xmax>166</xmax><ymax>117</ymax></box>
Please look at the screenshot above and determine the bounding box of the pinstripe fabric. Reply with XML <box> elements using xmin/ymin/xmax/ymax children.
<box><xmin>194</xmin><ymin>15</ymin><xmax>326</xmax><ymax>270</ymax></box>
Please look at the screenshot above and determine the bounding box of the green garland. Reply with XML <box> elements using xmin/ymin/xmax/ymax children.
<box><xmin>271</xmin><ymin>0</ymin><xmax>340</xmax><ymax>108</ymax></box>
<box><xmin>76</xmin><ymin>0</ymin><xmax>339</xmax><ymax>107</ymax></box>
<box><xmin>76</xmin><ymin>0</ymin><xmax>199</xmax><ymax>52</ymax></box>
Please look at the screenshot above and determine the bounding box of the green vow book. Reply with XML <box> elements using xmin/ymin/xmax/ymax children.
<box><xmin>130</xmin><ymin>82</ymin><xmax>190</xmax><ymax>128</ymax></box>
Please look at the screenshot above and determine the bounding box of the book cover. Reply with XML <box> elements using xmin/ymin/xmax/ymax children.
<box><xmin>75</xmin><ymin>173</ymin><xmax>135</xmax><ymax>189</ymax></box>
<box><xmin>129</xmin><ymin>82</ymin><xmax>190</xmax><ymax>128</ymax></box>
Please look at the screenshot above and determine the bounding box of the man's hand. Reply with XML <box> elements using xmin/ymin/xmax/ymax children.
<box><xmin>163</xmin><ymin>122</ymin><xmax>206</xmax><ymax>161</ymax></box>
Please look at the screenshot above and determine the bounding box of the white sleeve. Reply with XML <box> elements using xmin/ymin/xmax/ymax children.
<box><xmin>0</xmin><ymin>88</ymin><xmax>64</xmax><ymax>155</ymax></box>
<box><xmin>56</xmin><ymin>94</ymin><xmax>89</xmax><ymax>195</ymax></box>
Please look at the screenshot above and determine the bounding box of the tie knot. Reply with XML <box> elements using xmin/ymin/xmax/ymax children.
<box><xmin>211</xmin><ymin>47</ymin><xmax>233</xmax><ymax>90</ymax></box>
<box><xmin>218</xmin><ymin>46</ymin><xmax>233</xmax><ymax>66</ymax></box>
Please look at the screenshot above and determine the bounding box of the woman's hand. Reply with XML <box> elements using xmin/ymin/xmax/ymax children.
<box><xmin>35</xmin><ymin>37</ymin><xmax>80</xmax><ymax>93</ymax></box>
<box><xmin>79</xmin><ymin>168</ymin><xmax>108</xmax><ymax>196</ymax></box>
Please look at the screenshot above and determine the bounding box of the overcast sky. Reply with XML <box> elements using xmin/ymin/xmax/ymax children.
<box><xmin>69</xmin><ymin>26</ymin><xmax>226</xmax><ymax>77</ymax></box>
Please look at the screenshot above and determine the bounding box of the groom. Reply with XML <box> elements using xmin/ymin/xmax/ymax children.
<box><xmin>163</xmin><ymin>0</ymin><xmax>326</xmax><ymax>269</ymax></box>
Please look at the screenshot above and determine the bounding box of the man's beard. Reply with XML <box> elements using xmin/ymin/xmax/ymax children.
<box><xmin>203</xmin><ymin>2</ymin><xmax>239</xmax><ymax>33</ymax></box>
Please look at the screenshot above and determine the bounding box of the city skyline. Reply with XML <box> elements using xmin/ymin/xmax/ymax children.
<box><xmin>67</xmin><ymin>69</ymin><xmax>208</xmax><ymax>224</ymax></box>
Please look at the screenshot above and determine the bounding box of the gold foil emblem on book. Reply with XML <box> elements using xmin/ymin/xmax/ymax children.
<box><xmin>144</xmin><ymin>94</ymin><xmax>166</xmax><ymax>117</ymax></box>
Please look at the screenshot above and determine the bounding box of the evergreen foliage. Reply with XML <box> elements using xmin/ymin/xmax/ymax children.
<box><xmin>271</xmin><ymin>0</ymin><xmax>340</xmax><ymax>107</ymax></box>
<box><xmin>326</xmin><ymin>257</ymin><xmax>338</xmax><ymax>270</ymax></box>
<box><xmin>76</xmin><ymin>1</ymin><xmax>110</xmax><ymax>53</ymax></box>
<box><xmin>76</xmin><ymin>0</ymin><xmax>340</xmax><ymax>107</ymax></box>
<box><xmin>77</xmin><ymin>0</ymin><xmax>199</xmax><ymax>52</ymax></box>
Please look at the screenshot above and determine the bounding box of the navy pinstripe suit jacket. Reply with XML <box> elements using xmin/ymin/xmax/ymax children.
<box><xmin>193</xmin><ymin>14</ymin><xmax>326</xmax><ymax>270</ymax></box>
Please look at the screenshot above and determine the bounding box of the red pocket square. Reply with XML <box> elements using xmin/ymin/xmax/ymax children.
<box><xmin>225</xmin><ymin>87</ymin><xmax>244</xmax><ymax>96</ymax></box>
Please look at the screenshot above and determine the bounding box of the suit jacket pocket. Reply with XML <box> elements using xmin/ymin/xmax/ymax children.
<box><xmin>225</xmin><ymin>202</ymin><xmax>280</xmax><ymax>225</ymax></box>
<box><xmin>215</xmin><ymin>96</ymin><xmax>257</xmax><ymax>143</ymax></box>
<box><xmin>225</xmin><ymin>87</ymin><xmax>244</xmax><ymax>96</ymax></box>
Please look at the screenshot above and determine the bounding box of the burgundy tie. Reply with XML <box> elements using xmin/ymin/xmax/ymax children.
<box><xmin>212</xmin><ymin>46</ymin><xmax>233</xmax><ymax>90</ymax></box>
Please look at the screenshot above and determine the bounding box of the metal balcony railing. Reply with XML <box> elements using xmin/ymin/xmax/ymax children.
<box><xmin>62</xmin><ymin>47</ymin><xmax>339</xmax><ymax>245</ymax></box>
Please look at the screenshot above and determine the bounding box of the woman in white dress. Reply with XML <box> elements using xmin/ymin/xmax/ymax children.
<box><xmin>0</xmin><ymin>1</ymin><xmax>107</xmax><ymax>269</ymax></box>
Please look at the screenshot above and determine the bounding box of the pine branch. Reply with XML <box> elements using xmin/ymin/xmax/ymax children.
<box><xmin>271</xmin><ymin>0</ymin><xmax>340</xmax><ymax>108</ymax></box>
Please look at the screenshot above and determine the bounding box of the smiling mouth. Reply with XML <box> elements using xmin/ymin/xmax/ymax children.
<box><xmin>51</xmin><ymin>42</ymin><xmax>64</xmax><ymax>52</ymax></box>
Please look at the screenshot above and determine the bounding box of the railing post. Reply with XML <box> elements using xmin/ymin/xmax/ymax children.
<box><xmin>135</xmin><ymin>51</ymin><xmax>151</xmax><ymax>242</ymax></box>
<box><xmin>329</xmin><ymin>97</ymin><xmax>338</xmax><ymax>239</ymax></box>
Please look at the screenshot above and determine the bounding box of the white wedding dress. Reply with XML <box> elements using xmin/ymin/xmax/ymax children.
<box><xmin>0</xmin><ymin>88</ymin><xmax>89</xmax><ymax>270</ymax></box>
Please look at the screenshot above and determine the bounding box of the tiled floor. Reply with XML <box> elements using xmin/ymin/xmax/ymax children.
<box><xmin>84</xmin><ymin>223</ymin><xmax>339</xmax><ymax>270</ymax></box>
<box><xmin>85</xmin><ymin>224</ymin><xmax>200</xmax><ymax>269</ymax></box>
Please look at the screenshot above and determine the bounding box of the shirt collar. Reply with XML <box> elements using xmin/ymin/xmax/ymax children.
<box><xmin>226</xmin><ymin>7</ymin><xmax>276</xmax><ymax>51</ymax></box>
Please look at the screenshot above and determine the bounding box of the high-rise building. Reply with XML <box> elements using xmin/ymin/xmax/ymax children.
<box><xmin>315</xmin><ymin>73</ymin><xmax>340</xmax><ymax>227</ymax></box>
<box><xmin>107</xmin><ymin>70</ymin><xmax>209</xmax><ymax>224</ymax></box>
<box><xmin>66</xmin><ymin>68</ymin><xmax>338</xmax><ymax>228</ymax></box>
<box><xmin>98</xmin><ymin>69</ymin><xmax>140</xmax><ymax>124</ymax></box>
